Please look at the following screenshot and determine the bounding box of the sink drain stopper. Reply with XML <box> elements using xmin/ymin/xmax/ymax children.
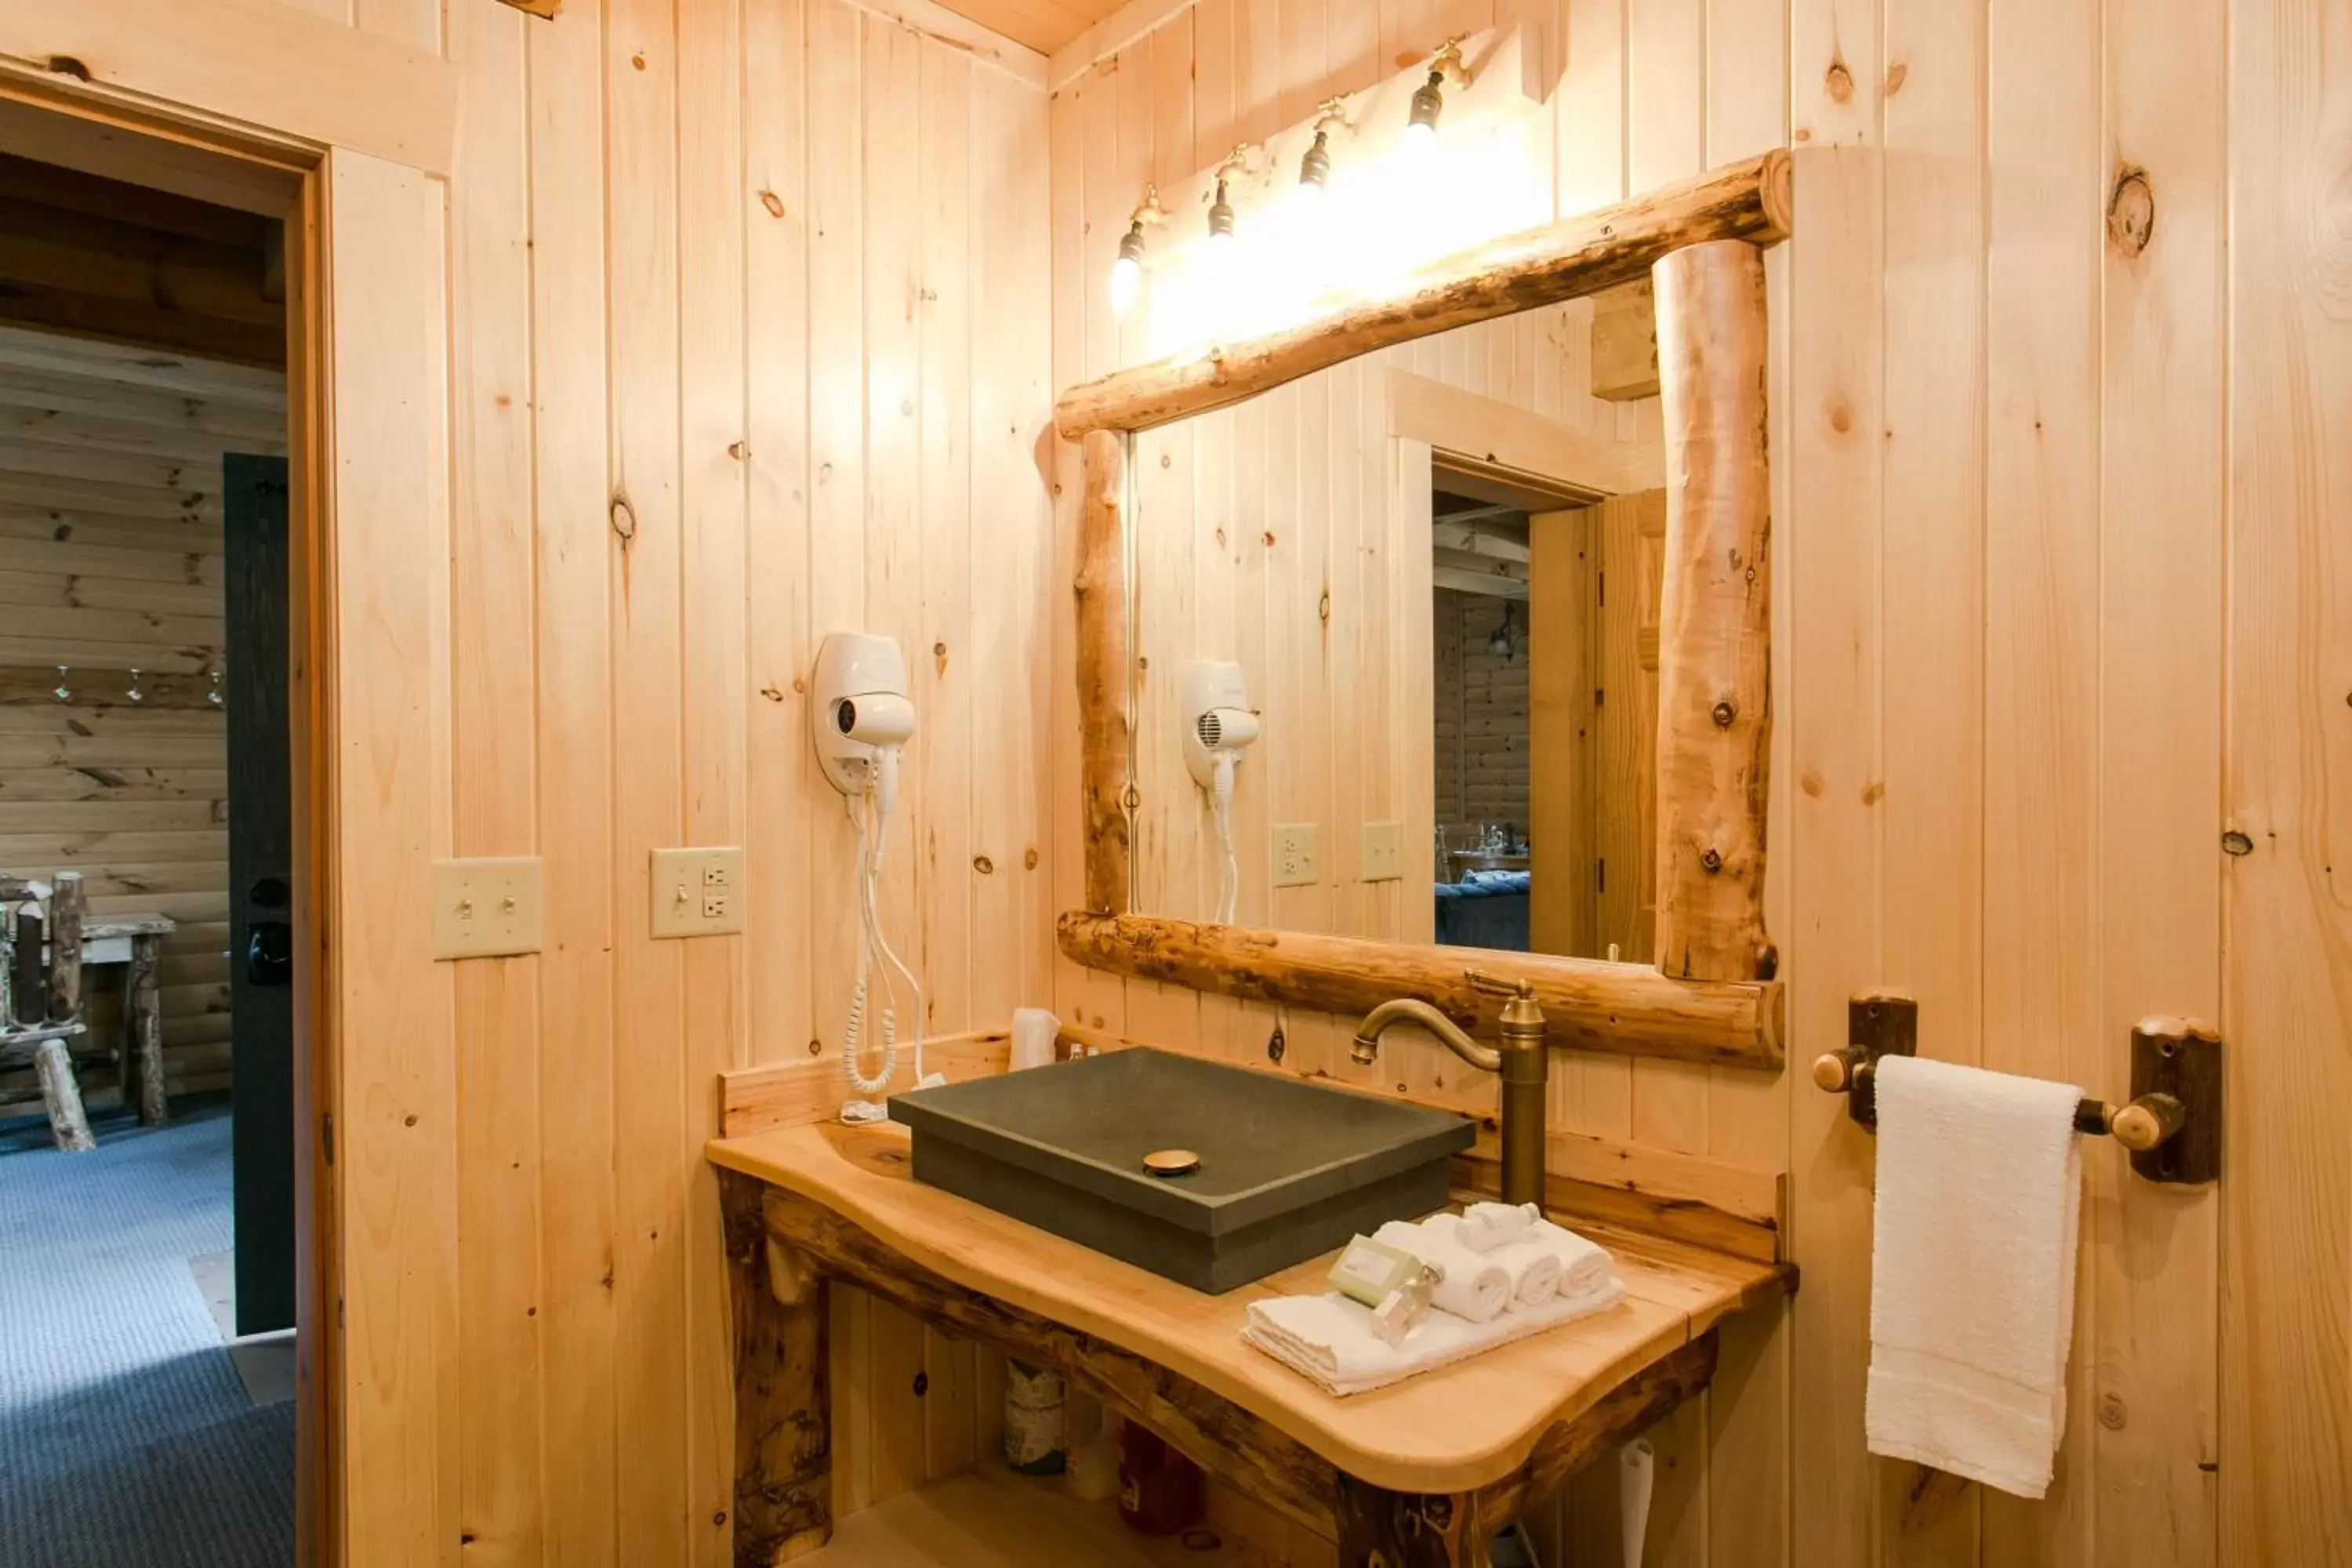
<box><xmin>1142</xmin><ymin>1148</ymin><xmax>1200</xmax><ymax>1178</ymax></box>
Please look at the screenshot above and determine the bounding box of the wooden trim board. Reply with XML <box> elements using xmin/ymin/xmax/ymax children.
<box><xmin>719</xmin><ymin>1030</ymin><xmax>1013</xmax><ymax>1138</ymax></box>
<box><xmin>0</xmin><ymin>0</ymin><xmax>459</xmax><ymax>177</ymax></box>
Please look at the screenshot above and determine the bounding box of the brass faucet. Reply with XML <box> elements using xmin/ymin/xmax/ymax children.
<box><xmin>1351</xmin><ymin>977</ymin><xmax>1548</xmax><ymax>1208</ymax></box>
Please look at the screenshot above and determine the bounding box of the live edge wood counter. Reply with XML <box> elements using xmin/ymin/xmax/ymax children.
<box><xmin>710</xmin><ymin>1123</ymin><xmax>1795</xmax><ymax>1567</ymax></box>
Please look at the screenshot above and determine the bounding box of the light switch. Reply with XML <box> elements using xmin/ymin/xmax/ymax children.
<box><xmin>652</xmin><ymin>847</ymin><xmax>746</xmax><ymax>938</ymax></box>
<box><xmin>433</xmin><ymin>857</ymin><xmax>543</xmax><ymax>960</ymax></box>
<box><xmin>1361</xmin><ymin>821</ymin><xmax>1404</xmax><ymax>883</ymax></box>
<box><xmin>1272</xmin><ymin>823</ymin><xmax>1319</xmax><ymax>888</ymax></box>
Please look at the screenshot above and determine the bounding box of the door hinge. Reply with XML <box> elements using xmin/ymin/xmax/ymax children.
<box><xmin>1596</xmin><ymin>569</ymin><xmax>1606</xmax><ymax>607</ymax></box>
<box><xmin>1596</xmin><ymin>858</ymin><xmax>1606</xmax><ymax>893</ymax></box>
<box><xmin>321</xmin><ymin>1112</ymin><xmax>334</xmax><ymax>1166</ymax></box>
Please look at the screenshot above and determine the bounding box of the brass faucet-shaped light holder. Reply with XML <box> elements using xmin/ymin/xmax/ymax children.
<box><xmin>1351</xmin><ymin>973</ymin><xmax>1548</xmax><ymax>1208</ymax></box>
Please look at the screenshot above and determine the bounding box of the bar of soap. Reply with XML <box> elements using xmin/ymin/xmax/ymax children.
<box><xmin>1328</xmin><ymin>1233</ymin><xmax>1423</xmax><ymax>1307</ymax></box>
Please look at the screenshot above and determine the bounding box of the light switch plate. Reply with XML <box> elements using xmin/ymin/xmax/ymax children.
<box><xmin>432</xmin><ymin>857</ymin><xmax>544</xmax><ymax>960</ymax></box>
<box><xmin>1272</xmin><ymin>823</ymin><xmax>1319</xmax><ymax>888</ymax></box>
<box><xmin>1361</xmin><ymin>821</ymin><xmax>1404</xmax><ymax>883</ymax></box>
<box><xmin>651</xmin><ymin>847</ymin><xmax>746</xmax><ymax>938</ymax></box>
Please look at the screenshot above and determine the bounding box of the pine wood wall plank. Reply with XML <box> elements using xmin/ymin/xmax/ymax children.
<box><xmin>521</xmin><ymin>0</ymin><xmax>620</xmax><ymax>1558</ymax></box>
<box><xmin>443</xmin><ymin>5</ymin><xmax>545</xmax><ymax>1560</ymax></box>
<box><xmin>601</xmin><ymin>0</ymin><xmax>691</xmax><ymax>1556</ymax></box>
<box><xmin>2220</xmin><ymin>0</ymin><xmax>2352</xmax><ymax>1553</ymax></box>
<box><xmin>2098</xmin><ymin>2</ymin><xmax>2226</xmax><ymax>1559</ymax></box>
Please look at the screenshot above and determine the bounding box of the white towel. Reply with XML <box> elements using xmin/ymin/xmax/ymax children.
<box><xmin>1243</xmin><ymin>1277</ymin><xmax>1628</xmax><ymax>1397</ymax></box>
<box><xmin>1455</xmin><ymin>1200</ymin><xmax>1540</xmax><ymax>1254</ymax></box>
<box><xmin>1865</xmin><ymin>1055</ymin><xmax>2083</xmax><ymax>1500</ymax></box>
<box><xmin>1479</xmin><ymin>1226</ymin><xmax>1563</xmax><ymax>1306</ymax></box>
<box><xmin>1373</xmin><ymin>1218</ymin><xmax>1508</xmax><ymax>1324</ymax></box>
<box><xmin>1517</xmin><ymin>1218</ymin><xmax>1613</xmax><ymax>1301</ymax></box>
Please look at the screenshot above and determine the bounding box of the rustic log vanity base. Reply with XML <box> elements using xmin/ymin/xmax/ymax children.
<box><xmin>713</xmin><ymin>1122</ymin><xmax>1794</xmax><ymax>1568</ymax></box>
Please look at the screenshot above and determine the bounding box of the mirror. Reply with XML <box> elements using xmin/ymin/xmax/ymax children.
<box><xmin>1121</xmin><ymin>316</ymin><xmax>1664</xmax><ymax>966</ymax></box>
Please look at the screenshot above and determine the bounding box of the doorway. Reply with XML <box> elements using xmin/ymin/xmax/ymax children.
<box><xmin>0</xmin><ymin>142</ymin><xmax>300</xmax><ymax>1565</ymax></box>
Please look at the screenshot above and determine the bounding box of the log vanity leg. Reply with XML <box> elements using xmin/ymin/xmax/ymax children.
<box><xmin>1336</xmin><ymin>1481</ymin><xmax>1498</xmax><ymax>1568</ymax></box>
<box><xmin>721</xmin><ymin>1171</ymin><xmax>832</xmax><ymax>1566</ymax></box>
<box><xmin>127</xmin><ymin>932</ymin><xmax>168</xmax><ymax>1126</ymax></box>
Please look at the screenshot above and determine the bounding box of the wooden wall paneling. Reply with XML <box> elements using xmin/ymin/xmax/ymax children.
<box><xmin>1873</xmin><ymin>0</ymin><xmax>1986</xmax><ymax>1560</ymax></box>
<box><xmin>603</xmin><ymin>0</ymin><xmax>691</xmax><ymax>1556</ymax></box>
<box><xmin>1978</xmin><ymin>0</ymin><xmax>2097</xmax><ymax>1562</ymax></box>
<box><xmin>2222</xmin><ymin>0</ymin><xmax>2352</xmax><ymax>1552</ymax></box>
<box><xmin>522</xmin><ymin>1</ymin><xmax>620</xmax><ymax>1558</ymax></box>
<box><xmin>445</xmin><ymin>2</ymin><xmax>543</xmax><ymax>1560</ymax></box>
<box><xmin>2098</xmin><ymin>2</ymin><xmax>2224</xmax><ymax>1559</ymax></box>
<box><xmin>915</xmin><ymin>31</ymin><xmax>979</xmax><ymax>1486</ymax></box>
<box><xmin>969</xmin><ymin>58</ymin><xmax>1054</xmax><ymax>1029</ymax></box>
<box><xmin>805</xmin><ymin>0</ymin><xmax>878</xmax><ymax>1518</ymax></box>
<box><xmin>1526</xmin><ymin>508</ymin><xmax>1593</xmax><ymax>958</ymax></box>
<box><xmin>679</xmin><ymin>0</ymin><xmax>750</xmax><ymax>1556</ymax></box>
<box><xmin>858</xmin><ymin>11</ymin><xmax>935</xmax><ymax>1513</ymax></box>
<box><xmin>1698</xmin><ymin>3</ymin><xmax>1794</xmax><ymax>1563</ymax></box>
<box><xmin>744</xmin><ymin>0</ymin><xmax>814</xmax><ymax>1074</ymax></box>
<box><xmin>1781</xmin><ymin>26</ymin><xmax>1885</xmax><ymax>1568</ymax></box>
<box><xmin>1126</xmin><ymin>17</ymin><xmax>1209</xmax><ymax>1047</ymax></box>
<box><xmin>323</xmin><ymin>146</ymin><xmax>458</xmax><ymax>1568</ymax></box>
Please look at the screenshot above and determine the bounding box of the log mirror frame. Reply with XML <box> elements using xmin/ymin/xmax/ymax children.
<box><xmin>1055</xmin><ymin>152</ymin><xmax>1791</xmax><ymax>1073</ymax></box>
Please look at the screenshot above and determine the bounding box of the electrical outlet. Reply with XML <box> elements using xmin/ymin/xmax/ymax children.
<box><xmin>432</xmin><ymin>857</ymin><xmax>543</xmax><ymax>960</ymax></box>
<box><xmin>1361</xmin><ymin>821</ymin><xmax>1404</xmax><ymax>883</ymax></box>
<box><xmin>652</xmin><ymin>847</ymin><xmax>746</xmax><ymax>938</ymax></box>
<box><xmin>1272</xmin><ymin>822</ymin><xmax>1319</xmax><ymax>888</ymax></box>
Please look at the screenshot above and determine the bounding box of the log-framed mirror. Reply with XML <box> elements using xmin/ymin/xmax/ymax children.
<box><xmin>1056</xmin><ymin>151</ymin><xmax>1791</xmax><ymax>1071</ymax></box>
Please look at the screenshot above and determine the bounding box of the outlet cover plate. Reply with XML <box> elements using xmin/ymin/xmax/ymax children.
<box><xmin>1361</xmin><ymin>821</ymin><xmax>1404</xmax><ymax>883</ymax></box>
<box><xmin>432</xmin><ymin>857</ymin><xmax>544</xmax><ymax>960</ymax></box>
<box><xmin>651</xmin><ymin>847</ymin><xmax>746</xmax><ymax>938</ymax></box>
<box><xmin>1272</xmin><ymin>822</ymin><xmax>1319</xmax><ymax>888</ymax></box>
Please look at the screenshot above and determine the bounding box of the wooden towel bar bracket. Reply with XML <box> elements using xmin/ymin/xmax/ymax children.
<box><xmin>1811</xmin><ymin>993</ymin><xmax>2222</xmax><ymax>1185</ymax></box>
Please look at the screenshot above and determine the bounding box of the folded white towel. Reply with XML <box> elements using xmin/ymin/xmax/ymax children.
<box><xmin>1520</xmin><ymin>1217</ymin><xmax>1613</xmax><ymax>1301</ymax></box>
<box><xmin>1865</xmin><ymin>1055</ymin><xmax>2083</xmax><ymax>1500</ymax></box>
<box><xmin>1455</xmin><ymin>1200</ymin><xmax>1540</xmax><ymax>1254</ymax></box>
<box><xmin>1479</xmin><ymin>1227</ymin><xmax>1563</xmax><ymax>1306</ymax></box>
<box><xmin>1243</xmin><ymin>1276</ymin><xmax>1628</xmax><ymax>1397</ymax></box>
<box><xmin>1373</xmin><ymin>1218</ymin><xmax>1508</xmax><ymax>1324</ymax></box>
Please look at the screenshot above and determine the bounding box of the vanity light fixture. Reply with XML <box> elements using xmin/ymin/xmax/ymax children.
<box><xmin>1109</xmin><ymin>184</ymin><xmax>1167</xmax><ymax>318</ymax></box>
<box><xmin>1298</xmin><ymin>99</ymin><xmax>1352</xmax><ymax>198</ymax></box>
<box><xmin>1405</xmin><ymin>36</ymin><xmax>1470</xmax><ymax>147</ymax></box>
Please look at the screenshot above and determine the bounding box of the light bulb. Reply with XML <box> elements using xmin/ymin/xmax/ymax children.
<box><xmin>1110</xmin><ymin>223</ymin><xmax>1145</xmax><ymax>317</ymax></box>
<box><xmin>1406</xmin><ymin>70</ymin><xmax>1445</xmax><ymax>142</ymax></box>
<box><xmin>1298</xmin><ymin>131</ymin><xmax>1332</xmax><ymax>199</ymax></box>
<box><xmin>1207</xmin><ymin>178</ymin><xmax>1237</xmax><ymax>245</ymax></box>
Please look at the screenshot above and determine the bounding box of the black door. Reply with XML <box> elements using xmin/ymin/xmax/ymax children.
<box><xmin>224</xmin><ymin>453</ymin><xmax>293</xmax><ymax>1338</ymax></box>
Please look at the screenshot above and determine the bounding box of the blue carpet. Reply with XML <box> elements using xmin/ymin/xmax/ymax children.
<box><xmin>0</xmin><ymin>1101</ymin><xmax>292</xmax><ymax>1568</ymax></box>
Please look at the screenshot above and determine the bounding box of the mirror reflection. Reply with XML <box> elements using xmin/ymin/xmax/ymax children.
<box><xmin>1123</xmin><ymin>317</ymin><xmax>1663</xmax><ymax>964</ymax></box>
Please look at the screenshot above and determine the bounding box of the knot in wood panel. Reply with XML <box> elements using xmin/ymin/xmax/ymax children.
<box><xmin>2107</xmin><ymin>167</ymin><xmax>2155</xmax><ymax>257</ymax></box>
<box><xmin>608</xmin><ymin>492</ymin><xmax>637</xmax><ymax>543</ymax></box>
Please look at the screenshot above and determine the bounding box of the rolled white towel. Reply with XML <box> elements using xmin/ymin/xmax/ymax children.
<box><xmin>1482</xmin><ymin>1229</ymin><xmax>1565</xmax><ymax>1307</ymax></box>
<box><xmin>1455</xmin><ymin>1200</ymin><xmax>1541</xmax><ymax>1254</ymax></box>
<box><xmin>1523</xmin><ymin>1218</ymin><xmax>1613</xmax><ymax>1301</ymax></box>
<box><xmin>1373</xmin><ymin>1218</ymin><xmax>1509</xmax><ymax>1324</ymax></box>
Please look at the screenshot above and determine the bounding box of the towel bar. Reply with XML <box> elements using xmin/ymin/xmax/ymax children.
<box><xmin>1813</xmin><ymin>993</ymin><xmax>2221</xmax><ymax>1185</ymax></box>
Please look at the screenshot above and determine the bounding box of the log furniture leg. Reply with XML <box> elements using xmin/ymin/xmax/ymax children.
<box><xmin>36</xmin><ymin>873</ymin><xmax>93</xmax><ymax>1152</ymax></box>
<box><xmin>128</xmin><ymin>933</ymin><xmax>168</xmax><ymax>1125</ymax></box>
<box><xmin>1336</xmin><ymin>1479</ymin><xmax>1497</xmax><ymax>1568</ymax></box>
<box><xmin>722</xmin><ymin>1171</ymin><xmax>832</xmax><ymax>1566</ymax></box>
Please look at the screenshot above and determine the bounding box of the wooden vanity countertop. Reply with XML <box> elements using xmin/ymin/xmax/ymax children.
<box><xmin>708</xmin><ymin>1122</ymin><xmax>1794</xmax><ymax>1496</ymax></box>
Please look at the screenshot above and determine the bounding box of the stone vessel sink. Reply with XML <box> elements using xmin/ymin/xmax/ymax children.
<box><xmin>888</xmin><ymin>1047</ymin><xmax>1475</xmax><ymax>1294</ymax></box>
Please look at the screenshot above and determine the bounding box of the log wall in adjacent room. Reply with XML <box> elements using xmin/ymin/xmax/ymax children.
<box><xmin>0</xmin><ymin>325</ymin><xmax>276</xmax><ymax>1114</ymax></box>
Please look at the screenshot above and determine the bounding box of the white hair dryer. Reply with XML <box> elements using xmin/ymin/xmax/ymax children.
<box><xmin>1181</xmin><ymin>661</ymin><xmax>1259</xmax><ymax>924</ymax></box>
<box><xmin>812</xmin><ymin>633</ymin><xmax>931</xmax><ymax>1120</ymax></box>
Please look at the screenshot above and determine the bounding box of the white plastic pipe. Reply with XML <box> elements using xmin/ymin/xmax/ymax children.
<box><xmin>1619</xmin><ymin>1438</ymin><xmax>1654</xmax><ymax>1568</ymax></box>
